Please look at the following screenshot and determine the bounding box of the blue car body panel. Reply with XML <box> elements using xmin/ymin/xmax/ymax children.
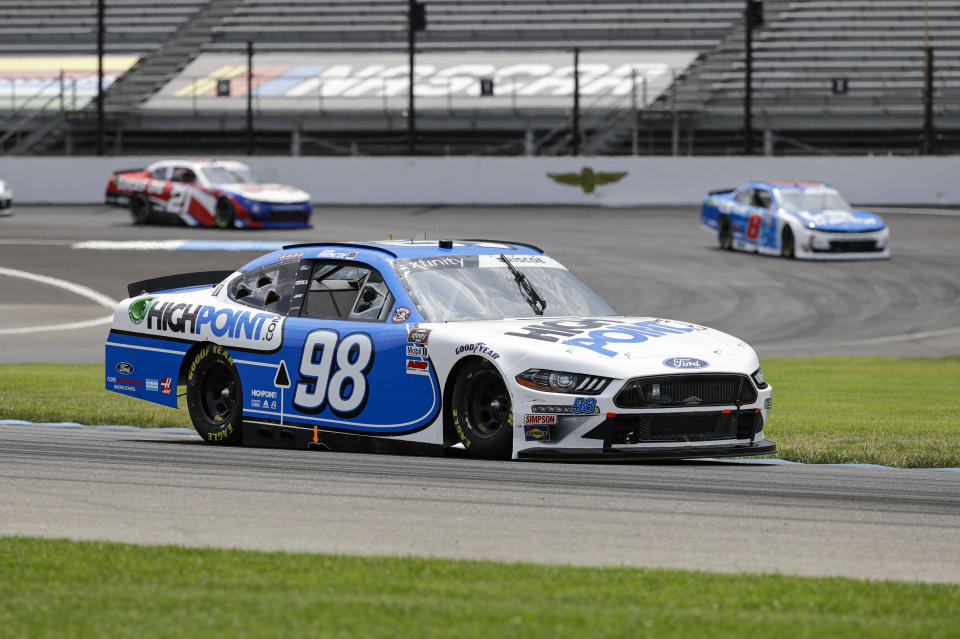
<box><xmin>105</xmin><ymin>240</ymin><xmax>540</xmax><ymax>440</ymax></box>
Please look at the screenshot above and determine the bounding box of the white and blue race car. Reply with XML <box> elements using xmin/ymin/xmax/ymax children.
<box><xmin>105</xmin><ymin>240</ymin><xmax>775</xmax><ymax>461</ymax></box>
<box><xmin>701</xmin><ymin>181</ymin><xmax>890</xmax><ymax>259</ymax></box>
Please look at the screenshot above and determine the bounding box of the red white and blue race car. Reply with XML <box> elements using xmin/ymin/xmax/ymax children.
<box><xmin>105</xmin><ymin>159</ymin><xmax>312</xmax><ymax>229</ymax></box>
<box><xmin>105</xmin><ymin>240</ymin><xmax>775</xmax><ymax>462</ymax></box>
<box><xmin>700</xmin><ymin>181</ymin><xmax>890</xmax><ymax>260</ymax></box>
<box><xmin>0</xmin><ymin>178</ymin><xmax>12</xmax><ymax>217</ymax></box>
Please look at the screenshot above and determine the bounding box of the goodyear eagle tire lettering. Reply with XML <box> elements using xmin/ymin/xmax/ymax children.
<box><xmin>450</xmin><ymin>359</ymin><xmax>512</xmax><ymax>459</ymax></box>
<box><xmin>186</xmin><ymin>345</ymin><xmax>243</xmax><ymax>445</ymax></box>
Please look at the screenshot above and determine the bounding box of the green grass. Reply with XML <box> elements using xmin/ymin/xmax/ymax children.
<box><xmin>1</xmin><ymin>359</ymin><xmax>958</xmax><ymax>467</ymax></box>
<box><xmin>762</xmin><ymin>357</ymin><xmax>960</xmax><ymax>468</ymax></box>
<box><xmin>1</xmin><ymin>537</ymin><xmax>957</xmax><ymax>639</ymax></box>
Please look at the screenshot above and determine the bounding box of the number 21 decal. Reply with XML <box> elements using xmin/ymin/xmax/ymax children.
<box><xmin>294</xmin><ymin>329</ymin><xmax>375</xmax><ymax>418</ymax></box>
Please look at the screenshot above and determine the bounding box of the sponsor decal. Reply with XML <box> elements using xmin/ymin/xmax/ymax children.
<box><xmin>403</xmin><ymin>256</ymin><xmax>470</xmax><ymax>271</ymax></box>
<box><xmin>405</xmin><ymin>345</ymin><xmax>427</xmax><ymax>358</ymax></box>
<box><xmin>117</xmin><ymin>378</ymin><xmax>142</xmax><ymax>386</ymax></box>
<box><xmin>145</xmin><ymin>379</ymin><xmax>159</xmax><ymax>391</ymax></box>
<box><xmin>524</xmin><ymin>414</ymin><xmax>557</xmax><ymax>425</ymax></box>
<box><xmin>251</xmin><ymin>399</ymin><xmax>261</xmax><ymax>408</ymax></box>
<box><xmin>406</xmin><ymin>360</ymin><xmax>429</xmax><ymax>376</ymax></box>
<box><xmin>548</xmin><ymin>167</ymin><xmax>627</xmax><ymax>194</ymax></box>
<box><xmin>106</xmin><ymin>376</ymin><xmax>117</xmax><ymax>383</ymax></box>
<box><xmin>277</xmin><ymin>251</ymin><xmax>304</xmax><ymax>261</ymax></box>
<box><xmin>454</xmin><ymin>342</ymin><xmax>500</xmax><ymax>360</ymax></box>
<box><xmin>251</xmin><ymin>389</ymin><xmax>278</xmax><ymax>399</ymax></box>
<box><xmin>139</xmin><ymin>300</ymin><xmax>283</xmax><ymax>344</ymax></box>
<box><xmin>391</xmin><ymin>306</ymin><xmax>412</xmax><ymax>323</ymax></box>
<box><xmin>524</xmin><ymin>425</ymin><xmax>552</xmax><ymax>442</ymax></box>
<box><xmin>663</xmin><ymin>357</ymin><xmax>709</xmax><ymax>369</ymax></box>
<box><xmin>115</xmin><ymin>361</ymin><xmax>134</xmax><ymax>375</ymax></box>
<box><xmin>407</xmin><ymin>327</ymin><xmax>431</xmax><ymax>345</ymax></box>
<box><xmin>112</xmin><ymin>384</ymin><xmax>138</xmax><ymax>392</ymax></box>
<box><xmin>128</xmin><ymin>296</ymin><xmax>155</xmax><ymax>325</ymax></box>
<box><xmin>505</xmin><ymin>318</ymin><xmax>696</xmax><ymax>358</ymax></box>
<box><xmin>161</xmin><ymin>378</ymin><xmax>173</xmax><ymax>395</ymax></box>
<box><xmin>317</xmin><ymin>249</ymin><xmax>357</xmax><ymax>259</ymax></box>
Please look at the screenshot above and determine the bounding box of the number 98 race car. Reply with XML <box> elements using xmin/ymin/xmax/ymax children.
<box><xmin>105</xmin><ymin>240</ymin><xmax>775</xmax><ymax>461</ymax></box>
<box><xmin>701</xmin><ymin>181</ymin><xmax>890</xmax><ymax>259</ymax></box>
<box><xmin>105</xmin><ymin>159</ymin><xmax>312</xmax><ymax>229</ymax></box>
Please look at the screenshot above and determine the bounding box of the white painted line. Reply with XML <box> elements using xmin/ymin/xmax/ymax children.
<box><xmin>867</xmin><ymin>207</ymin><xmax>960</xmax><ymax>217</ymax></box>
<box><xmin>72</xmin><ymin>240</ymin><xmax>187</xmax><ymax>251</ymax></box>
<box><xmin>0</xmin><ymin>266</ymin><xmax>118</xmax><ymax>335</ymax></box>
<box><xmin>0</xmin><ymin>239</ymin><xmax>71</xmax><ymax>246</ymax></box>
<box><xmin>0</xmin><ymin>316</ymin><xmax>113</xmax><ymax>336</ymax></box>
<box><xmin>759</xmin><ymin>325</ymin><xmax>960</xmax><ymax>350</ymax></box>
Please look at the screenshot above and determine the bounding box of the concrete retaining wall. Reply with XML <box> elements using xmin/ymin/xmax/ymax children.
<box><xmin>1</xmin><ymin>156</ymin><xmax>958</xmax><ymax>206</ymax></box>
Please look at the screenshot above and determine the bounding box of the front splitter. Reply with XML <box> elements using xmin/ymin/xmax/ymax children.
<box><xmin>517</xmin><ymin>439</ymin><xmax>777</xmax><ymax>463</ymax></box>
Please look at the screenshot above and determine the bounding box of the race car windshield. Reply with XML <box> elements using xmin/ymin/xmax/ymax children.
<box><xmin>396</xmin><ymin>255</ymin><xmax>619</xmax><ymax>322</ymax></box>
<box><xmin>777</xmin><ymin>189</ymin><xmax>850</xmax><ymax>211</ymax></box>
<box><xmin>202</xmin><ymin>167</ymin><xmax>259</xmax><ymax>184</ymax></box>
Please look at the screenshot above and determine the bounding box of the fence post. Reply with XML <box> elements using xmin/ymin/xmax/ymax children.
<box><xmin>631</xmin><ymin>68</ymin><xmax>639</xmax><ymax>156</ymax></box>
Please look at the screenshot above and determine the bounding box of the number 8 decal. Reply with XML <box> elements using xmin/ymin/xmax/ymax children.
<box><xmin>746</xmin><ymin>214</ymin><xmax>762</xmax><ymax>240</ymax></box>
<box><xmin>294</xmin><ymin>329</ymin><xmax>375</xmax><ymax>417</ymax></box>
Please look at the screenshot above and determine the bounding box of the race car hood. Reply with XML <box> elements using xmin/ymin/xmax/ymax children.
<box><xmin>426</xmin><ymin>316</ymin><xmax>757</xmax><ymax>378</ymax></box>
<box><xmin>787</xmin><ymin>208</ymin><xmax>885</xmax><ymax>232</ymax></box>
<box><xmin>218</xmin><ymin>183</ymin><xmax>310</xmax><ymax>204</ymax></box>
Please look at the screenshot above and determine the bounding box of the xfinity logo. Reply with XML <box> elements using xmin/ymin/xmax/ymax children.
<box><xmin>663</xmin><ymin>357</ymin><xmax>709</xmax><ymax>369</ymax></box>
<box><xmin>115</xmin><ymin>361</ymin><xmax>135</xmax><ymax>375</ymax></box>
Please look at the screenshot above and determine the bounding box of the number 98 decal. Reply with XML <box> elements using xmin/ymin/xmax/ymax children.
<box><xmin>293</xmin><ymin>329</ymin><xmax>375</xmax><ymax>418</ymax></box>
<box><xmin>571</xmin><ymin>397</ymin><xmax>597</xmax><ymax>414</ymax></box>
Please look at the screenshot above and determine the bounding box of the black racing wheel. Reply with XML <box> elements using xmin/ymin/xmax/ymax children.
<box><xmin>215</xmin><ymin>198</ymin><xmax>236</xmax><ymax>229</ymax></box>
<box><xmin>186</xmin><ymin>345</ymin><xmax>243</xmax><ymax>445</ymax></box>
<box><xmin>130</xmin><ymin>193</ymin><xmax>152</xmax><ymax>225</ymax></box>
<box><xmin>450</xmin><ymin>359</ymin><xmax>513</xmax><ymax>460</ymax></box>
<box><xmin>718</xmin><ymin>216</ymin><xmax>733</xmax><ymax>250</ymax></box>
<box><xmin>781</xmin><ymin>226</ymin><xmax>796</xmax><ymax>259</ymax></box>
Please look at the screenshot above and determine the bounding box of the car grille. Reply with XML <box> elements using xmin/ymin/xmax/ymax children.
<box><xmin>267</xmin><ymin>209</ymin><xmax>309</xmax><ymax>223</ymax></box>
<box><xmin>614</xmin><ymin>374</ymin><xmax>757</xmax><ymax>408</ymax></box>
<box><xmin>814</xmin><ymin>240</ymin><xmax>881</xmax><ymax>253</ymax></box>
<box><xmin>585</xmin><ymin>411</ymin><xmax>760</xmax><ymax>445</ymax></box>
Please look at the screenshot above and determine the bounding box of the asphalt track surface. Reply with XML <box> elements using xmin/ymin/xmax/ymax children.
<box><xmin>2</xmin><ymin>423</ymin><xmax>959</xmax><ymax>583</ymax></box>
<box><xmin>1</xmin><ymin>204</ymin><xmax>959</xmax><ymax>582</ymax></box>
<box><xmin>1</xmin><ymin>204</ymin><xmax>959</xmax><ymax>362</ymax></box>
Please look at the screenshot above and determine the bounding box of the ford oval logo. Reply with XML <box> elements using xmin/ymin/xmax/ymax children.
<box><xmin>663</xmin><ymin>357</ymin><xmax>709</xmax><ymax>369</ymax></box>
<box><xmin>115</xmin><ymin>361</ymin><xmax>134</xmax><ymax>375</ymax></box>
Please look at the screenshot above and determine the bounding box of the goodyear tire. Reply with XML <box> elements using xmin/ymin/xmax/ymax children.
<box><xmin>718</xmin><ymin>216</ymin><xmax>733</xmax><ymax>250</ymax></box>
<box><xmin>450</xmin><ymin>359</ymin><xmax>513</xmax><ymax>460</ymax></box>
<box><xmin>214</xmin><ymin>198</ymin><xmax>236</xmax><ymax>229</ymax></box>
<box><xmin>781</xmin><ymin>227</ymin><xmax>796</xmax><ymax>259</ymax></box>
<box><xmin>186</xmin><ymin>344</ymin><xmax>243</xmax><ymax>445</ymax></box>
<box><xmin>130</xmin><ymin>193</ymin><xmax>152</xmax><ymax>225</ymax></box>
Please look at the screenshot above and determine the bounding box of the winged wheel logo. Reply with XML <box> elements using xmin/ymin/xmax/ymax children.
<box><xmin>548</xmin><ymin>167</ymin><xmax>627</xmax><ymax>193</ymax></box>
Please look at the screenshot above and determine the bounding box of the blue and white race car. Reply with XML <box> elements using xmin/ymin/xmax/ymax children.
<box><xmin>105</xmin><ymin>240</ymin><xmax>775</xmax><ymax>461</ymax></box>
<box><xmin>700</xmin><ymin>181</ymin><xmax>890</xmax><ymax>259</ymax></box>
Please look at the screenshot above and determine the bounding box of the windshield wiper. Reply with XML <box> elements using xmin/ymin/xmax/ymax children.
<box><xmin>499</xmin><ymin>253</ymin><xmax>546</xmax><ymax>316</ymax></box>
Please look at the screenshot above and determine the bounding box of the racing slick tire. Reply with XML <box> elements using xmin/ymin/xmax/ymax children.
<box><xmin>214</xmin><ymin>198</ymin><xmax>236</xmax><ymax>229</ymax></box>
<box><xmin>186</xmin><ymin>345</ymin><xmax>243</xmax><ymax>445</ymax></box>
<box><xmin>718</xmin><ymin>216</ymin><xmax>733</xmax><ymax>250</ymax></box>
<box><xmin>130</xmin><ymin>193</ymin><xmax>152</xmax><ymax>225</ymax></box>
<box><xmin>781</xmin><ymin>227</ymin><xmax>796</xmax><ymax>259</ymax></box>
<box><xmin>450</xmin><ymin>359</ymin><xmax>513</xmax><ymax>460</ymax></box>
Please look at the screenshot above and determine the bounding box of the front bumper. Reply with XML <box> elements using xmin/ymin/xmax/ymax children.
<box><xmin>797</xmin><ymin>227</ymin><xmax>890</xmax><ymax>260</ymax></box>
<box><xmin>517</xmin><ymin>438</ymin><xmax>776</xmax><ymax>462</ymax></box>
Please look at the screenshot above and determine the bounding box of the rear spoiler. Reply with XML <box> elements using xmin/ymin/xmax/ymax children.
<box><xmin>127</xmin><ymin>270</ymin><xmax>235</xmax><ymax>297</ymax></box>
<box><xmin>112</xmin><ymin>167</ymin><xmax>146</xmax><ymax>175</ymax></box>
<box><xmin>708</xmin><ymin>187</ymin><xmax>735</xmax><ymax>195</ymax></box>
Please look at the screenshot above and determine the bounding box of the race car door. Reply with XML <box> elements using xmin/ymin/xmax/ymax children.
<box><xmin>278</xmin><ymin>259</ymin><xmax>440</xmax><ymax>437</ymax></box>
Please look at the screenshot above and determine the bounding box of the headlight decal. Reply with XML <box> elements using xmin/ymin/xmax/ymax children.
<box><xmin>515</xmin><ymin>368</ymin><xmax>611</xmax><ymax>395</ymax></box>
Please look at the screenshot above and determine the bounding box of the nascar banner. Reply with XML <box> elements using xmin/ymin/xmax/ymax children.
<box><xmin>145</xmin><ymin>51</ymin><xmax>697</xmax><ymax>112</ymax></box>
<box><xmin>0</xmin><ymin>56</ymin><xmax>139</xmax><ymax>110</ymax></box>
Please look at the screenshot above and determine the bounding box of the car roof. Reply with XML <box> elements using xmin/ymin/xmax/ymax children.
<box><xmin>148</xmin><ymin>159</ymin><xmax>250</xmax><ymax>171</ymax></box>
<box><xmin>753</xmin><ymin>180</ymin><xmax>832</xmax><ymax>190</ymax></box>
<box><xmin>240</xmin><ymin>239</ymin><xmax>544</xmax><ymax>271</ymax></box>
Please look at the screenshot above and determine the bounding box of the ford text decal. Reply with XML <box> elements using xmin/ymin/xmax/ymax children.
<box><xmin>663</xmin><ymin>357</ymin><xmax>709</xmax><ymax>369</ymax></box>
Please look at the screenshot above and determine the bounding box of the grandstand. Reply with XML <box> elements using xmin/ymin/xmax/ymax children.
<box><xmin>0</xmin><ymin>0</ymin><xmax>958</xmax><ymax>156</ymax></box>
